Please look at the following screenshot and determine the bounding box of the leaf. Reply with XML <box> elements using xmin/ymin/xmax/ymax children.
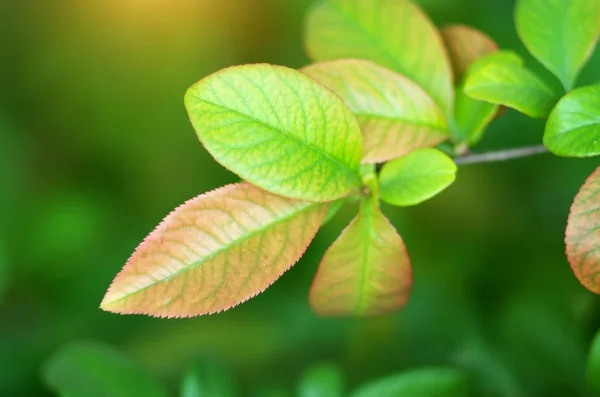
<box><xmin>304</xmin><ymin>0</ymin><xmax>454</xmax><ymax>115</ymax></box>
<box><xmin>180</xmin><ymin>361</ymin><xmax>238</xmax><ymax>397</ymax></box>
<box><xmin>185</xmin><ymin>64</ymin><xmax>363</xmax><ymax>202</ymax></box>
<box><xmin>309</xmin><ymin>200</ymin><xmax>411</xmax><ymax>316</ymax></box>
<box><xmin>587</xmin><ymin>328</ymin><xmax>600</xmax><ymax>394</ymax></box>
<box><xmin>302</xmin><ymin>60</ymin><xmax>448</xmax><ymax>163</ymax></box>
<box><xmin>543</xmin><ymin>84</ymin><xmax>600</xmax><ymax>157</ymax></box>
<box><xmin>297</xmin><ymin>363</ymin><xmax>345</xmax><ymax>397</ymax></box>
<box><xmin>350</xmin><ymin>367</ymin><xmax>470</xmax><ymax>397</ymax></box>
<box><xmin>441</xmin><ymin>24</ymin><xmax>498</xmax><ymax>82</ymax></box>
<box><xmin>42</xmin><ymin>341</ymin><xmax>168</xmax><ymax>397</ymax></box>
<box><xmin>464</xmin><ymin>52</ymin><xmax>559</xmax><ymax>118</ymax></box>
<box><xmin>565</xmin><ymin>166</ymin><xmax>600</xmax><ymax>294</ymax></box>
<box><xmin>101</xmin><ymin>183</ymin><xmax>327</xmax><ymax>317</ymax></box>
<box><xmin>441</xmin><ymin>25</ymin><xmax>499</xmax><ymax>145</ymax></box>
<box><xmin>515</xmin><ymin>0</ymin><xmax>600</xmax><ymax>91</ymax></box>
<box><xmin>322</xmin><ymin>199</ymin><xmax>345</xmax><ymax>226</ymax></box>
<box><xmin>379</xmin><ymin>148</ymin><xmax>457</xmax><ymax>207</ymax></box>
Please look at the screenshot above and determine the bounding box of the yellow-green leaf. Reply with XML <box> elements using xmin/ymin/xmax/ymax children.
<box><xmin>185</xmin><ymin>64</ymin><xmax>363</xmax><ymax>202</ymax></box>
<box><xmin>379</xmin><ymin>148</ymin><xmax>457</xmax><ymax>207</ymax></box>
<box><xmin>101</xmin><ymin>183</ymin><xmax>327</xmax><ymax>317</ymax></box>
<box><xmin>515</xmin><ymin>0</ymin><xmax>600</xmax><ymax>91</ymax></box>
<box><xmin>464</xmin><ymin>52</ymin><xmax>559</xmax><ymax>118</ymax></box>
<box><xmin>309</xmin><ymin>201</ymin><xmax>411</xmax><ymax>316</ymax></box>
<box><xmin>303</xmin><ymin>59</ymin><xmax>448</xmax><ymax>163</ymax></box>
<box><xmin>566</xmin><ymin>166</ymin><xmax>600</xmax><ymax>294</ymax></box>
<box><xmin>304</xmin><ymin>0</ymin><xmax>454</xmax><ymax>115</ymax></box>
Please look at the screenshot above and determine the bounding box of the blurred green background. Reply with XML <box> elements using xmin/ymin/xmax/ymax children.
<box><xmin>1</xmin><ymin>0</ymin><xmax>600</xmax><ymax>396</ymax></box>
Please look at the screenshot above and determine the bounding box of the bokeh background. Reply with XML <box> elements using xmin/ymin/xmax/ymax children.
<box><xmin>2</xmin><ymin>0</ymin><xmax>600</xmax><ymax>396</ymax></box>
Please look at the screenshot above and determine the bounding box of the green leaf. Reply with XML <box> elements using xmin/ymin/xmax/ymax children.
<box><xmin>464</xmin><ymin>52</ymin><xmax>559</xmax><ymax>118</ymax></box>
<box><xmin>587</xmin><ymin>328</ymin><xmax>600</xmax><ymax>394</ymax></box>
<box><xmin>185</xmin><ymin>64</ymin><xmax>363</xmax><ymax>202</ymax></box>
<box><xmin>180</xmin><ymin>361</ymin><xmax>238</xmax><ymax>397</ymax></box>
<box><xmin>309</xmin><ymin>200</ymin><xmax>411</xmax><ymax>316</ymax></box>
<box><xmin>543</xmin><ymin>84</ymin><xmax>600</xmax><ymax>157</ymax></box>
<box><xmin>441</xmin><ymin>25</ymin><xmax>500</xmax><ymax>145</ymax></box>
<box><xmin>565</xmin><ymin>166</ymin><xmax>600</xmax><ymax>294</ymax></box>
<box><xmin>304</xmin><ymin>0</ymin><xmax>454</xmax><ymax>115</ymax></box>
<box><xmin>515</xmin><ymin>0</ymin><xmax>600</xmax><ymax>91</ymax></box>
<box><xmin>42</xmin><ymin>341</ymin><xmax>168</xmax><ymax>397</ymax></box>
<box><xmin>101</xmin><ymin>183</ymin><xmax>327</xmax><ymax>317</ymax></box>
<box><xmin>297</xmin><ymin>363</ymin><xmax>345</xmax><ymax>397</ymax></box>
<box><xmin>303</xmin><ymin>59</ymin><xmax>448</xmax><ymax>163</ymax></box>
<box><xmin>322</xmin><ymin>199</ymin><xmax>345</xmax><ymax>226</ymax></box>
<box><xmin>350</xmin><ymin>367</ymin><xmax>470</xmax><ymax>397</ymax></box>
<box><xmin>379</xmin><ymin>148</ymin><xmax>457</xmax><ymax>207</ymax></box>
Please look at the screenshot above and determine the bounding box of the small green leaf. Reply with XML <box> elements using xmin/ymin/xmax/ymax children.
<box><xmin>297</xmin><ymin>363</ymin><xmax>345</xmax><ymax>397</ymax></box>
<box><xmin>587</xmin><ymin>328</ymin><xmax>600</xmax><ymax>393</ymax></box>
<box><xmin>101</xmin><ymin>183</ymin><xmax>327</xmax><ymax>317</ymax></box>
<box><xmin>350</xmin><ymin>367</ymin><xmax>470</xmax><ymax>397</ymax></box>
<box><xmin>180</xmin><ymin>361</ymin><xmax>238</xmax><ymax>397</ymax></box>
<box><xmin>515</xmin><ymin>0</ymin><xmax>600</xmax><ymax>91</ymax></box>
<box><xmin>185</xmin><ymin>64</ymin><xmax>363</xmax><ymax>202</ymax></box>
<box><xmin>441</xmin><ymin>25</ymin><xmax>500</xmax><ymax>145</ymax></box>
<box><xmin>304</xmin><ymin>0</ymin><xmax>454</xmax><ymax>115</ymax></box>
<box><xmin>566</xmin><ymin>166</ymin><xmax>600</xmax><ymax>294</ymax></box>
<box><xmin>303</xmin><ymin>59</ymin><xmax>448</xmax><ymax>163</ymax></box>
<box><xmin>464</xmin><ymin>52</ymin><xmax>559</xmax><ymax>118</ymax></box>
<box><xmin>309</xmin><ymin>200</ymin><xmax>411</xmax><ymax>316</ymax></box>
<box><xmin>43</xmin><ymin>341</ymin><xmax>168</xmax><ymax>397</ymax></box>
<box><xmin>379</xmin><ymin>148</ymin><xmax>457</xmax><ymax>207</ymax></box>
<box><xmin>544</xmin><ymin>84</ymin><xmax>600</xmax><ymax>157</ymax></box>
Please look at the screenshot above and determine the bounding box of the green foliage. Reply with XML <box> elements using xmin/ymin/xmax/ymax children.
<box><xmin>464</xmin><ymin>52</ymin><xmax>559</xmax><ymax>118</ymax></box>
<box><xmin>350</xmin><ymin>367</ymin><xmax>470</xmax><ymax>397</ymax></box>
<box><xmin>180</xmin><ymin>361</ymin><xmax>238</xmax><ymax>397</ymax></box>
<box><xmin>42</xmin><ymin>341</ymin><xmax>168</xmax><ymax>397</ymax></box>
<box><xmin>297</xmin><ymin>363</ymin><xmax>345</xmax><ymax>397</ymax></box>
<box><xmin>304</xmin><ymin>0</ymin><xmax>454</xmax><ymax>114</ymax></box>
<box><xmin>587</xmin><ymin>328</ymin><xmax>600</xmax><ymax>394</ymax></box>
<box><xmin>544</xmin><ymin>84</ymin><xmax>600</xmax><ymax>157</ymax></box>
<box><xmin>184</xmin><ymin>64</ymin><xmax>363</xmax><ymax>202</ymax></box>
<box><xmin>515</xmin><ymin>0</ymin><xmax>600</xmax><ymax>91</ymax></box>
<box><xmin>379</xmin><ymin>149</ymin><xmax>457</xmax><ymax>207</ymax></box>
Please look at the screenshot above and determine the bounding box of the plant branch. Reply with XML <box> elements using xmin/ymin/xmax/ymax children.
<box><xmin>454</xmin><ymin>144</ymin><xmax>548</xmax><ymax>165</ymax></box>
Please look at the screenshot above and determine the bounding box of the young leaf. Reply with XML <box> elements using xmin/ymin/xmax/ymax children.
<box><xmin>297</xmin><ymin>363</ymin><xmax>345</xmax><ymax>397</ymax></box>
<box><xmin>304</xmin><ymin>0</ymin><xmax>454</xmax><ymax>115</ymax></box>
<box><xmin>180</xmin><ymin>361</ymin><xmax>238</xmax><ymax>397</ymax></box>
<box><xmin>515</xmin><ymin>0</ymin><xmax>600</xmax><ymax>91</ymax></box>
<box><xmin>309</xmin><ymin>200</ymin><xmax>411</xmax><ymax>316</ymax></box>
<box><xmin>185</xmin><ymin>64</ymin><xmax>363</xmax><ymax>202</ymax></box>
<box><xmin>101</xmin><ymin>183</ymin><xmax>327</xmax><ymax>317</ymax></box>
<box><xmin>566</xmin><ymin>166</ymin><xmax>600</xmax><ymax>294</ymax></box>
<box><xmin>544</xmin><ymin>84</ymin><xmax>600</xmax><ymax>157</ymax></box>
<box><xmin>43</xmin><ymin>341</ymin><xmax>168</xmax><ymax>397</ymax></box>
<box><xmin>441</xmin><ymin>25</ymin><xmax>499</xmax><ymax>145</ymax></box>
<box><xmin>464</xmin><ymin>52</ymin><xmax>559</xmax><ymax>118</ymax></box>
<box><xmin>587</xmin><ymin>328</ymin><xmax>600</xmax><ymax>394</ymax></box>
<box><xmin>441</xmin><ymin>24</ymin><xmax>498</xmax><ymax>82</ymax></box>
<box><xmin>302</xmin><ymin>59</ymin><xmax>448</xmax><ymax>163</ymax></box>
<box><xmin>379</xmin><ymin>148</ymin><xmax>457</xmax><ymax>207</ymax></box>
<box><xmin>350</xmin><ymin>367</ymin><xmax>470</xmax><ymax>397</ymax></box>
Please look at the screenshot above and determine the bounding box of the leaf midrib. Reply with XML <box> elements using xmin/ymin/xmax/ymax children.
<box><xmin>193</xmin><ymin>97</ymin><xmax>361</xmax><ymax>186</ymax></box>
<box><xmin>103</xmin><ymin>202</ymin><xmax>322</xmax><ymax>305</ymax></box>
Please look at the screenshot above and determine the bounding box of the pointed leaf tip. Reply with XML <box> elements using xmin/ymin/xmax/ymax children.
<box><xmin>185</xmin><ymin>63</ymin><xmax>363</xmax><ymax>202</ymax></box>
<box><xmin>309</xmin><ymin>201</ymin><xmax>411</xmax><ymax>316</ymax></box>
<box><xmin>102</xmin><ymin>183</ymin><xmax>327</xmax><ymax>317</ymax></box>
<box><xmin>566</xmin><ymin>167</ymin><xmax>600</xmax><ymax>294</ymax></box>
